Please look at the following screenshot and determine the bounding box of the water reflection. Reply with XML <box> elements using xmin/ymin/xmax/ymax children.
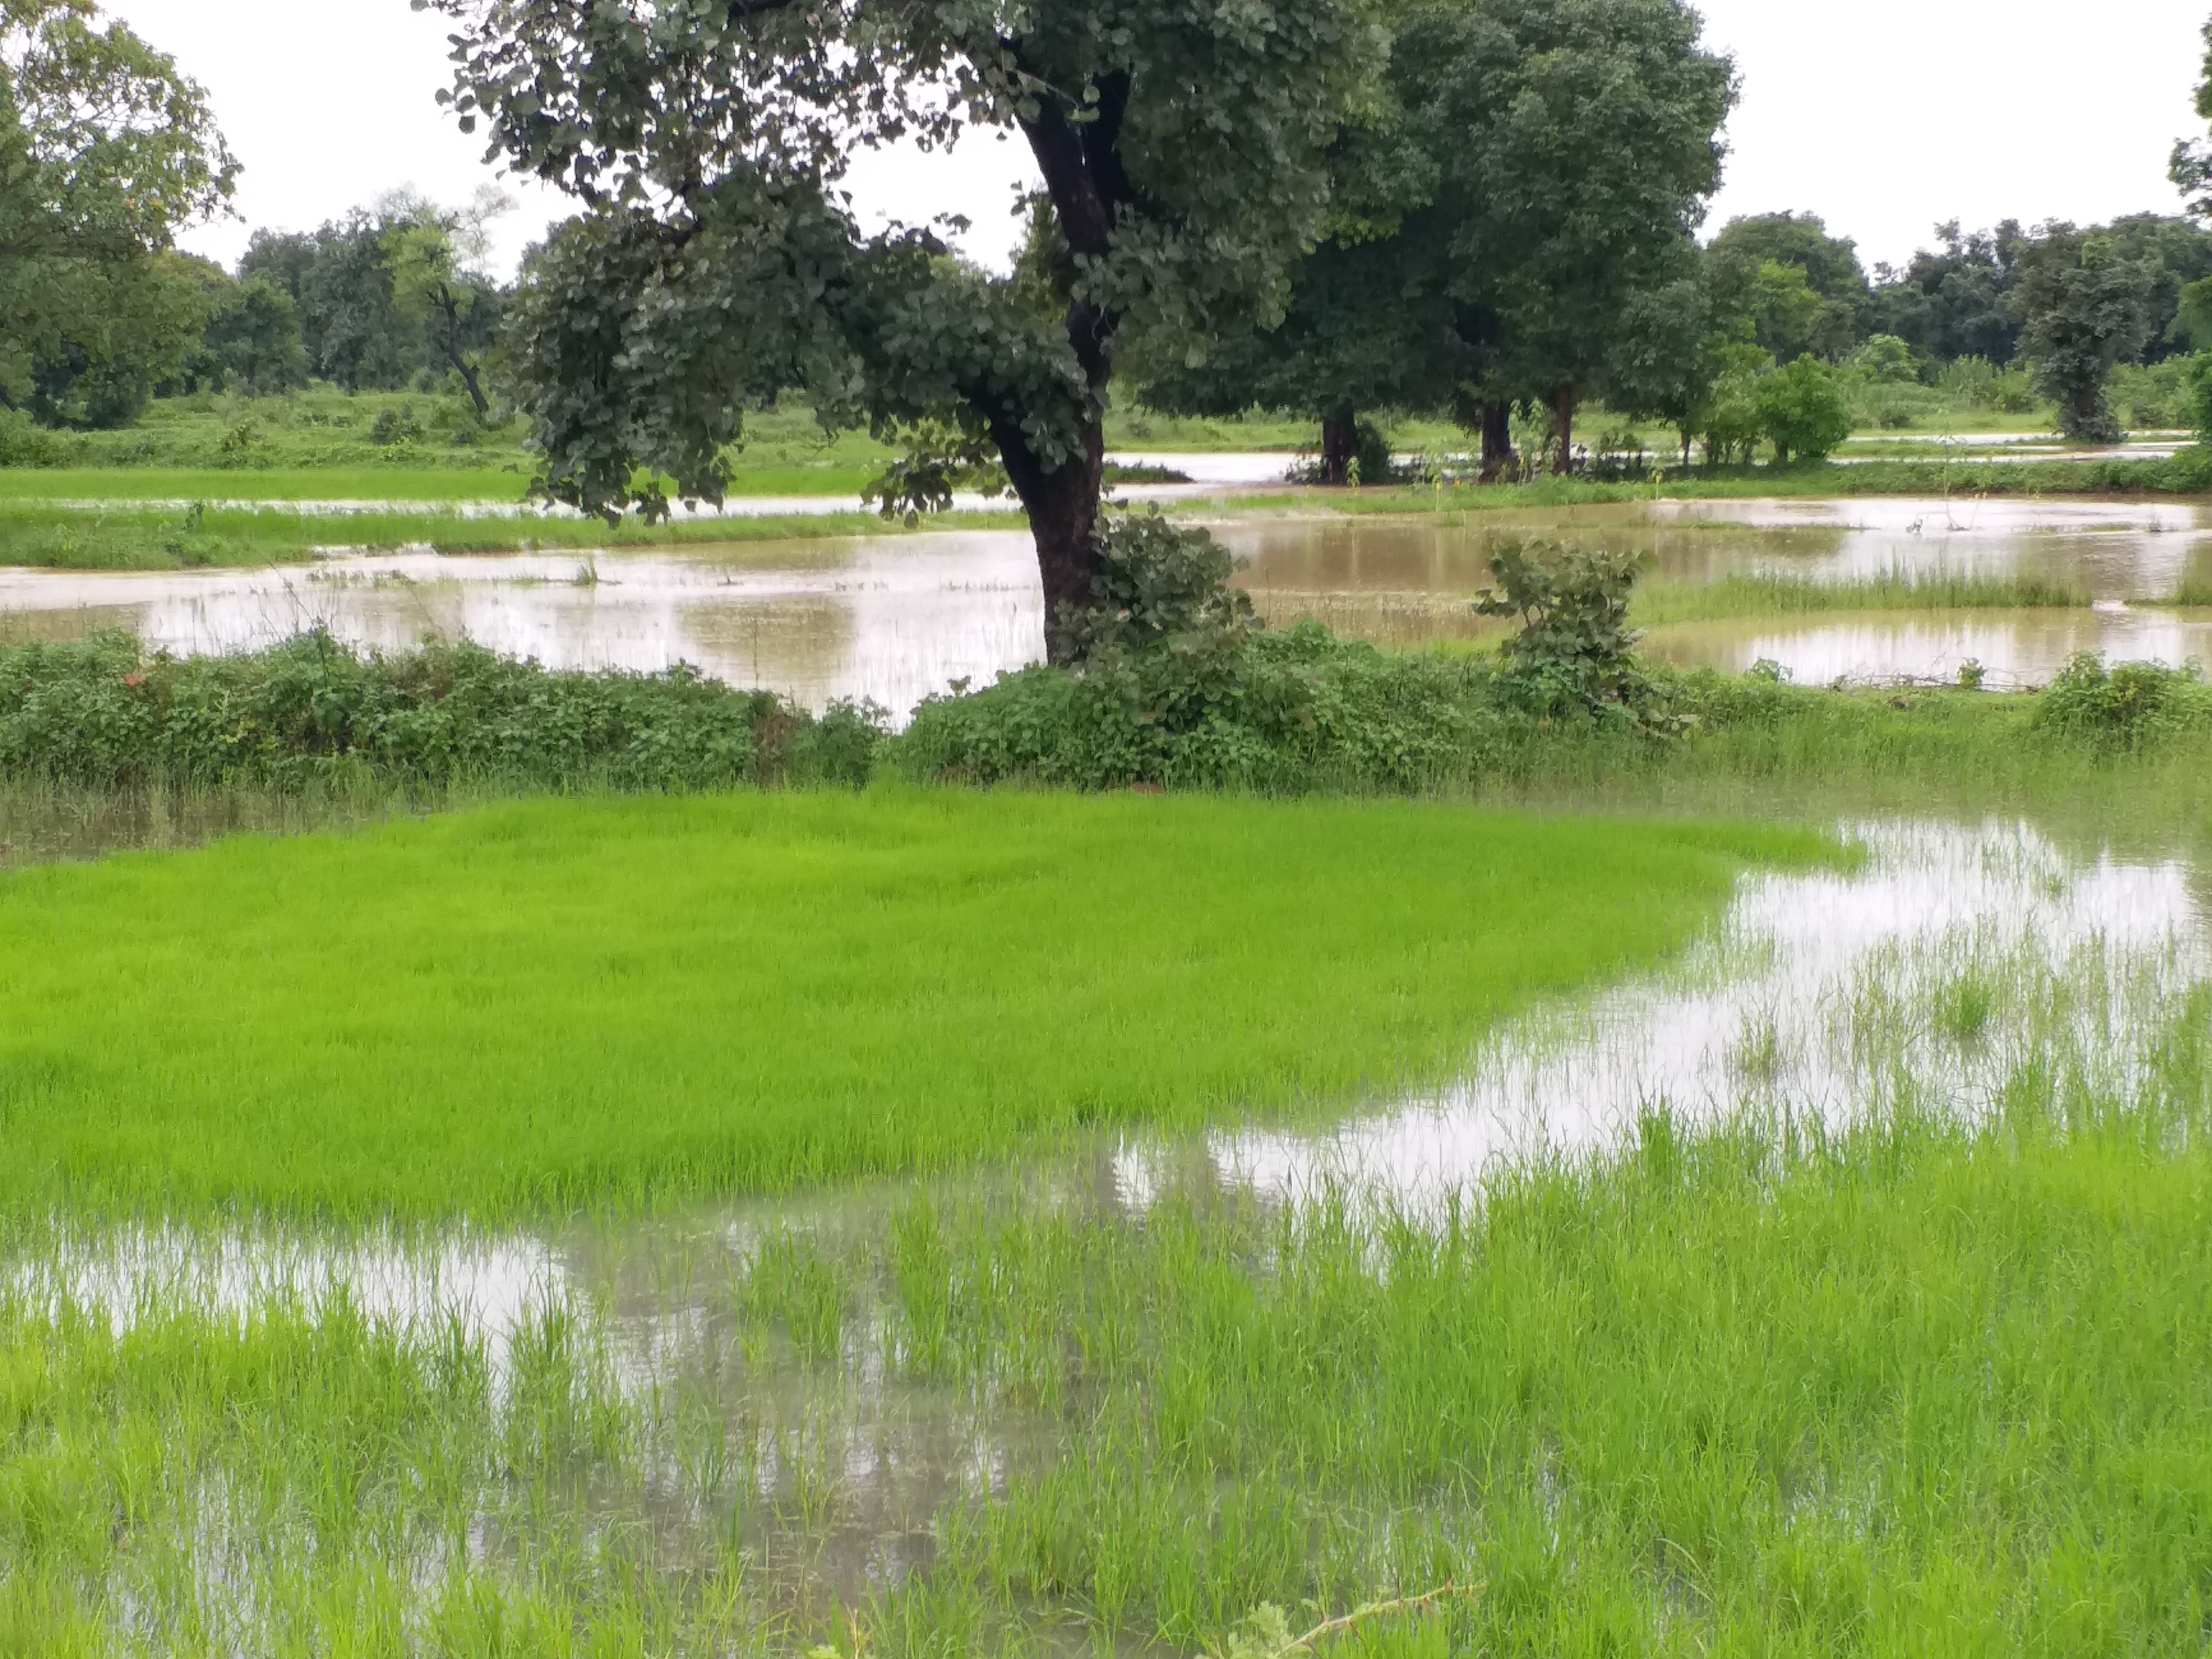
<box><xmin>0</xmin><ymin>537</ymin><xmax>1046</xmax><ymax>719</ymax></box>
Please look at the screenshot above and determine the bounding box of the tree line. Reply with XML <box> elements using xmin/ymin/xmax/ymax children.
<box><xmin>0</xmin><ymin>2</ymin><xmax>508</xmax><ymax>430</ymax></box>
<box><xmin>18</xmin><ymin>0</ymin><xmax>2212</xmax><ymax>645</ymax></box>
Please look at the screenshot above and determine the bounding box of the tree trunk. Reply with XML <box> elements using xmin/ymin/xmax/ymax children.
<box><xmin>455</xmin><ymin>360</ymin><xmax>491</xmax><ymax>420</ymax></box>
<box><xmin>1320</xmin><ymin>413</ymin><xmax>1358</xmax><ymax>487</ymax></box>
<box><xmin>435</xmin><ymin>289</ymin><xmax>492</xmax><ymax>419</ymax></box>
<box><xmin>1680</xmin><ymin>426</ymin><xmax>1694</xmax><ymax>469</ymax></box>
<box><xmin>1479</xmin><ymin>401</ymin><xmax>1516</xmax><ymax>482</ymax></box>
<box><xmin>1552</xmin><ymin>388</ymin><xmax>1576</xmax><ymax>476</ymax></box>
<box><xmin>992</xmin><ymin>409</ymin><xmax>1107</xmax><ymax>665</ymax></box>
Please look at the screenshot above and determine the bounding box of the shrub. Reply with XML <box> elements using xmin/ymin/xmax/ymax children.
<box><xmin>2036</xmin><ymin>652</ymin><xmax>2207</xmax><ymax>746</ymax></box>
<box><xmin>0</xmin><ymin>631</ymin><xmax>884</xmax><ymax>792</ymax></box>
<box><xmin>899</xmin><ymin>624</ymin><xmax>1509</xmax><ymax>793</ymax></box>
<box><xmin>1475</xmin><ymin>541</ymin><xmax>1660</xmax><ymax>721</ymax></box>
<box><xmin>1757</xmin><ymin>356</ymin><xmax>1855</xmax><ymax>464</ymax></box>
<box><xmin>1047</xmin><ymin>511</ymin><xmax>1260</xmax><ymax>663</ymax></box>
<box><xmin>1853</xmin><ymin>335</ymin><xmax>1920</xmax><ymax>385</ymax></box>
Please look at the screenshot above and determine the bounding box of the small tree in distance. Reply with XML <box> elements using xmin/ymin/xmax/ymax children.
<box><xmin>1756</xmin><ymin>356</ymin><xmax>1854</xmax><ymax>465</ymax></box>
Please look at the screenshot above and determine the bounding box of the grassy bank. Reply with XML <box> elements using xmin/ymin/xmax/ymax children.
<box><xmin>1257</xmin><ymin>449</ymin><xmax>2212</xmax><ymax>516</ymax></box>
<box><xmin>0</xmin><ymin>790</ymin><xmax>1817</xmax><ymax>1217</ymax></box>
<box><xmin>0</xmin><ymin>500</ymin><xmax>1028</xmax><ymax>569</ymax></box>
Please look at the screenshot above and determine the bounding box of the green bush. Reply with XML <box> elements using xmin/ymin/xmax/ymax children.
<box><xmin>899</xmin><ymin>623</ymin><xmax>1511</xmax><ymax>792</ymax></box>
<box><xmin>2036</xmin><ymin>651</ymin><xmax>2209</xmax><ymax>746</ymax></box>
<box><xmin>1475</xmin><ymin>540</ymin><xmax>1652</xmax><ymax>719</ymax></box>
<box><xmin>1757</xmin><ymin>356</ymin><xmax>1855</xmax><ymax>463</ymax></box>
<box><xmin>1048</xmin><ymin>511</ymin><xmax>1260</xmax><ymax>663</ymax></box>
<box><xmin>0</xmin><ymin>631</ymin><xmax>883</xmax><ymax>792</ymax></box>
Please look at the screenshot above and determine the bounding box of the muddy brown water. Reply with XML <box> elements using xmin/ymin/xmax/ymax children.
<box><xmin>3</xmin><ymin>497</ymin><xmax>2210</xmax><ymax>712</ymax></box>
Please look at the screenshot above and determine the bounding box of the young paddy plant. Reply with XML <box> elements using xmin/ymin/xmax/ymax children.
<box><xmin>0</xmin><ymin>789</ymin><xmax>1822</xmax><ymax>1218</ymax></box>
<box><xmin>3</xmin><ymin>917</ymin><xmax>2211</xmax><ymax>1655</ymax></box>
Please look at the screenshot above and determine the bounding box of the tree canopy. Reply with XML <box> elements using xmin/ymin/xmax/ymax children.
<box><xmin>0</xmin><ymin>0</ymin><xmax>237</xmax><ymax>423</ymax></box>
<box><xmin>1141</xmin><ymin>0</ymin><xmax>1734</xmax><ymax>482</ymax></box>
<box><xmin>425</xmin><ymin>0</ymin><xmax>1394</xmax><ymax>651</ymax></box>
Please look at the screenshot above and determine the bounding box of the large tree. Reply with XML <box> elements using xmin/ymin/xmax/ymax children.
<box><xmin>1132</xmin><ymin>77</ymin><xmax>1462</xmax><ymax>486</ymax></box>
<box><xmin>0</xmin><ymin>0</ymin><xmax>236</xmax><ymax>421</ymax></box>
<box><xmin>426</xmin><ymin>0</ymin><xmax>1389</xmax><ymax>656</ymax></box>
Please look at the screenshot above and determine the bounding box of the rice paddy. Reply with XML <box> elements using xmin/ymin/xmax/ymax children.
<box><xmin>5</xmin><ymin>814</ymin><xmax>2208</xmax><ymax>1656</ymax></box>
<box><xmin>6</xmin><ymin>490</ymin><xmax>2212</xmax><ymax>1654</ymax></box>
<box><xmin>0</xmin><ymin>789</ymin><xmax>1814</xmax><ymax>1218</ymax></box>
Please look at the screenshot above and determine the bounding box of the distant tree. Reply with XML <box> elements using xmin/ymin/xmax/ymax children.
<box><xmin>2012</xmin><ymin>224</ymin><xmax>2154</xmax><ymax>444</ymax></box>
<box><xmin>1852</xmin><ymin>334</ymin><xmax>1920</xmax><ymax>385</ymax></box>
<box><xmin>1755</xmin><ymin>355</ymin><xmax>1853</xmax><ymax>464</ymax></box>
<box><xmin>1710</xmin><ymin>212</ymin><xmax>1870</xmax><ymax>361</ymax></box>
<box><xmin>2170</xmin><ymin>14</ymin><xmax>2212</xmax><ymax>218</ymax></box>
<box><xmin>2096</xmin><ymin>214</ymin><xmax>2212</xmax><ymax>359</ymax></box>
<box><xmin>203</xmin><ymin>274</ymin><xmax>307</xmax><ymax>394</ymax></box>
<box><xmin>1868</xmin><ymin>222</ymin><xmax>2025</xmax><ymax>365</ymax></box>
<box><xmin>1136</xmin><ymin>98</ymin><xmax>1462</xmax><ymax>486</ymax></box>
<box><xmin>240</xmin><ymin>217</ymin><xmax>413</xmax><ymax>390</ymax></box>
<box><xmin>24</xmin><ymin>247</ymin><xmax>210</xmax><ymax>424</ymax></box>
<box><xmin>0</xmin><ymin>0</ymin><xmax>237</xmax><ymax>424</ymax></box>
<box><xmin>428</xmin><ymin>0</ymin><xmax>1394</xmax><ymax>654</ymax></box>
<box><xmin>383</xmin><ymin>186</ymin><xmax>511</xmax><ymax>417</ymax></box>
<box><xmin>1606</xmin><ymin>245</ymin><xmax>1758</xmax><ymax>466</ymax></box>
<box><xmin>1407</xmin><ymin>0</ymin><xmax>1737</xmax><ymax>473</ymax></box>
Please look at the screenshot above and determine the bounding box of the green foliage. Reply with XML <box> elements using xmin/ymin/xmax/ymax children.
<box><xmin>1474</xmin><ymin>540</ymin><xmax>1651</xmax><ymax>716</ymax></box>
<box><xmin>2014</xmin><ymin>224</ymin><xmax>2156</xmax><ymax>443</ymax></box>
<box><xmin>0</xmin><ymin>0</ymin><xmax>237</xmax><ymax>422</ymax></box>
<box><xmin>1869</xmin><ymin>221</ymin><xmax>2025</xmax><ymax>366</ymax></box>
<box><xmin>2036</xmin><ymin>652</ymin><xmax>2207</xmax><ymax>746</ymax></box>
<box><xmin>1755</xmin><ymin>354</ymin><xmax>1855</xmax><ymax>463</ymax></box>
<box><xmin>194</xmin><ymin>274</ymin><xmax>307</xmax><ymax>394</ymax></box>
<box><xmin>1407</xmin><ymin>0</ymin><xmax>1737</xmax><ymax>458</ymax></box>
<box><xmin>1852</xmin><ymin>334</ymin><xmax>1920</xmax><ymax>384</ymax></box>
<box><xmin>2184</xmin><ymin>353</ymin><xmax>2212</xmax><ymax>443</ymax></box>
<box><xmin>1048</xmin><ymin>511</ymin><xmax>1260</xmax><ymax>663</ymax></box>
<box><xmin>902</xmin><ymin>623</ymin><xmax>1503</xmax><ymax>793</ymax></box>
<box><xmin>1710</xmin><ymin>212</ymin><xmax>1871</xmax><ymax>359</ymax></box>
<box><xmin>0</xmin><ymin>630</ymin><xmax>883</xmax><ymax>791</ymax></box>
<box><xmin>430</xmin><ymin>0</ymin><xmax>1394</xmax><ymax>636</ymax></box>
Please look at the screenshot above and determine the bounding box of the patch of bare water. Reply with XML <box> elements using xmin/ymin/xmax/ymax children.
<box><xmin>1643</xmin><ymin>603</ymin><xmax>2212</xmax><ymax>688</ymax></box>
<box><xmin>1118</xmin><ymin>819</ymin><xmax>2206</xmax><ymax>1215</ymax></box>
<box><xmin>0</xmin><ymin>536</ymin><xmax>1046</xmax><ymax>720</ymax></box>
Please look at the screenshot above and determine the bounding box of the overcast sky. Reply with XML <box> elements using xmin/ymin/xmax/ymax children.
<box><xmin>108</xmin><ymin>0</ymin><xmax>2212</xmax><ymax>279</ymax></box>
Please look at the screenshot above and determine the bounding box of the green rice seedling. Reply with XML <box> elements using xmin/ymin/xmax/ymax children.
<box><xmin>0</xmin><ymin>790</ymin><xmax>1820</xmax><ymax>1218</ymax></box>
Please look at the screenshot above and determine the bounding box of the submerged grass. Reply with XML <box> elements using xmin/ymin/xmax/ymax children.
<box><xmin>0</xmin><ymin>501</ymin><xmax>1027</xmax><ymax>571</ymax></box>
<box><xmin>0</xmin><ymin>789</ymin><xmax>1819</xmax><ymax>1218</ymax></box>
<box><xmin>1631</xmin><ymin>570</ymin><xmax>2095</xmax><ymax>626</ymax></box>
<box><xmin>10</xmin><ymin>1032</ymin><xmax>2212</xmax><ymax>1654</ymax></box>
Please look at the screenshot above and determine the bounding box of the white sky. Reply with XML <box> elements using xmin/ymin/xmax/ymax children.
<box><xmin>109</xmin><ymin>0</ymin><xmax>2212</xmax><ymax>279</ymax></box>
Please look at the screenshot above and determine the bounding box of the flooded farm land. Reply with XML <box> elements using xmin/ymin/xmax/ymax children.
<box><xmin>2</xmin><ymin>497</ymin><xmax>2208</xmax><ymax>713</ymax></box>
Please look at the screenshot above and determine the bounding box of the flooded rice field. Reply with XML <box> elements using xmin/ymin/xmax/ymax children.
<box><xmin>10</xmin><ymin>810</ymin><xmax>2205</xmax><ymax>1644</ymax></box>
<box><xmin>3</xmin><ymin>496</ymin><xmax>2211</xmax><ymax>711</ymax></box>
